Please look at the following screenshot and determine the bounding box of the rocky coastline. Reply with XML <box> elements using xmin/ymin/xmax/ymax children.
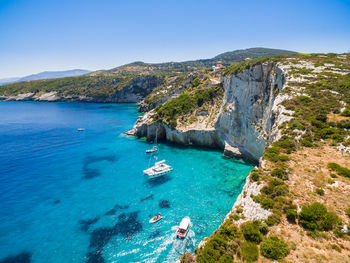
<box><xmin>126</xmin><ymin>63</ymin><xmax>294</xmax><ymax>244</ymax></box>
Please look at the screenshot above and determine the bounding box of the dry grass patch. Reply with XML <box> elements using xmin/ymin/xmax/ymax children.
<box><xmin>261</xmin><ymin>144</ymin><xmax>350</xmax><ymax>262</ymax></box>
<box><xmin>327</xmin><ymin>113</ymin><xmax>350</xmax><ymax>123</ymax></box>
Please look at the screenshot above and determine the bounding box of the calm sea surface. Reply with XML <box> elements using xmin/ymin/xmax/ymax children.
<box><xmin>0</xmin><ymin>102</ymin><xmax>253</xmax><ymax>263</ymax></box>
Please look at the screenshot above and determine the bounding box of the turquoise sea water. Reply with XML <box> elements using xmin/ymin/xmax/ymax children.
<box><xmin>0</xmin><ymin>102</ymin><xmax>253</xmax><ymax>263</ymax></box>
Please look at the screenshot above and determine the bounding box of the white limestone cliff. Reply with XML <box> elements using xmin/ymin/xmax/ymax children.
<box><xmin>131</xmin><ymin>62</ymin><xmax>292</xmax><ymax>162</ymax></box>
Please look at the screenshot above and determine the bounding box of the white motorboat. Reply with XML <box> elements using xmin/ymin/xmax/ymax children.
<box><xmin>146</xmin><ymin>146</ymin><xmax>158</xmax><ymax>153</ymax></box>
<box><xmin>143</xmin><ymin>160</ymin><xmax>173</xmax><ymax>179</ymax></box>
<box><xmin>176</xmin><ymin>216</ymin><xmax>191</xmax><ymax>239</ymax></box>
<box><xmin>77</xmin><ymin>128</ymin><xmax>85</xmax><ymax>131</ymax></box>
<box><xmin>149</xmin><ymin>213</ymin><xmax>163</xmax><ymax>223</ymax></box>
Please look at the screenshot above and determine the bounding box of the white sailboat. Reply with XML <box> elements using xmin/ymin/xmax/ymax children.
<box><xmin>143</xmin><ymin>128</ymin><xmax>173</xmax><ymax>179</ymax></box>
<box><xmin>146</xmin><ymin>128</ymin><xmax>159</xmax><ymax>153</ymax></box>
<box><xmin>143</xmin><ymin>160</ymin><xmax>173</xmax><ymax>179</ymax></box>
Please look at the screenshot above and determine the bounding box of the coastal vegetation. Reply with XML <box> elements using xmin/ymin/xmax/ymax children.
<box><xmin>152</xmin><ymin>75</ymin><xmax>224</xmax><ymax>128</ymax></box>
<box><xmin>0</xmin><ymin>74</ymin><xmax>143</xmax><ymax>98</ymax></box>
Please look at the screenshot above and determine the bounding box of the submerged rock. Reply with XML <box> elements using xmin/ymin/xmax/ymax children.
<box><xmin>159</xmin><ymin>200</ymin><xmax>171</xmax><ymax>208</ymax></box>
<box><xmin>86</xmin><ymin>212</ymin><xmax>142</xmax><ymax>262</ymax></box>
<box><xmin>82</xmin><ymin>155</ymin><xmax>116</xmax><ymax>179</ymax></box>
<box><xmin>0</xmin><ymin>252</ymin><xmax>31</xmax><ymax>263</ymax></box>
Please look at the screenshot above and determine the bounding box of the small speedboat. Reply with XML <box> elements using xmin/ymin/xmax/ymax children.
<box><xmin>77</xmin><ymin>128</ymin><xmax>85</xmax><ymax>131</ymax></box>
<box><xmin>176</xmin><ymin>217</ymin><xmax>191</xmax><ymax>239</ymax></box>
<box><xmin>146</xmin><ymin>146</ymin><xmax>158</xmax><ymax>153</ymax></box>
<box><xmin>149</xmin><ymin>213</ymin><xmax>163</xmax><ymax>223</ymax></box>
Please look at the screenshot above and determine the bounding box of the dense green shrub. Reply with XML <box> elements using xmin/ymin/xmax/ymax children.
<box><xmin>263</xmin><ymin>146</ymin><xmax>281</xmax><ymax>162</ymax></box>
<box><xmin>286</xmin><ymin>209</ymin><xmax>297</xmax><ymax>222</ymax></box>
<box><xmin>301</xmin><ymin>138</ymin><xmax>314</xmax><ymax>147</ymax></box>
<box><xmin>273</xmin><ymin>136</ymin><xmax>296</xmax><ymax>153</ymax></box>
<box><xmin>316</xmin><ymin>188</ymin><xmax>325</xmax><ymax>196</ymax></box>
<box><xmin>250</xmin><ymin>170</ymin><xmax>260</xmax><ymax>182</ymax></box>
<box><xmin>260</xmin><ymin>236</ymin><xmax>289</xmax><ymax>260</ymax></box>
<box><xmin>340</xmin><ymin>109</ymin><xmax>350</xmax><ymax>117</ymax></box>
<box><xmin>242</xmin><ymin>222</ymin><xmax>262</xmax><ymax>243</ymax></box>
<box><xmin>299</xmin><ymin>202</ymin><xmax>327</xmax><ymax>230</ymax></box>
<box><xmin>265</xmin><ymin>212</ymin><xmax>281</xmax><ymax>226</ymax></box>
<box><xmin>271</xmin><ymin>168</ymin><xmax>289</xmax><ymax>180</ymax></box>
<box><xmin>253</xmin><ymin>195</ymin><xmax>274</xmax><ymax>209</ymax></box>
<box><xmin>328</xmin><ymin>163</ymin><xmax>350</xmax><ymax>178</ymax></box>
<box><xmin>299</xmin><ymin>202</ymin><xmax>339</xmax><ymax>231</ymax></box>
<box><xmin>240</xmin><ymin>241</ymin><xmax>259</xmax><ymax>262</ymax></box>
<box><xmin>321</xmin><ymin>212</ymin><xmax>340</xmax><ymax>231</ymax></box>
<box><xmin>274</xmin><ymin>185</ymin><xmax>289</xmax><ymax>196</ymax></box>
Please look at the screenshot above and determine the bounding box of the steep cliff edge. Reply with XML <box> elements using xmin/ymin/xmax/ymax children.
<box><xmin>130</xmin><ymin>62</ymin><xmax>291</xmax><ymax>161</ymax></box>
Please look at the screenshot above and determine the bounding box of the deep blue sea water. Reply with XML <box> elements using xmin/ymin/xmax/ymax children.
<box><xmin>0</xmin><ymin>102</ymin><xmax>253</xmax><ymax>263</ymax></box>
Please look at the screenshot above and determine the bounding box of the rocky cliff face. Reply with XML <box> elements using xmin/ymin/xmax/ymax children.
<box><xmin>0</xmin><ymin>76</ymin><xmax>163</xmax><ymax>103</ymax></box>
<box><xmin>215</xmin><ymin>62</ymin><xmax>286</xmax><ymax>160</ymax></box>
<box><xmin>131</xmin><ymin>62</ymin><xmax>291</xmax><ymax>161</ymax></box>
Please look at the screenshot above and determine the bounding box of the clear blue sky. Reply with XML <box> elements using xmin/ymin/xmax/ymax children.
<box><xmin>0</xmin><ymin>0</ymin><xmax>349</xmax><ymax>78</ymax></box>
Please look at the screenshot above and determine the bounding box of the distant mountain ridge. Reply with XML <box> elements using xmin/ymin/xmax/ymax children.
<box><xmin>0</xmin><ymin>47</ymin><xmax>297</xmax><ymax>100</ymax></box>
<box><xmin>90</xmin><ymin>47</ymin><xmax>297</xmax><ymax>76</ymax></box>
<box><xmin>0</xmin><ymin>69</ymin><xmax>91</xmax><ymax>85</ymax></box>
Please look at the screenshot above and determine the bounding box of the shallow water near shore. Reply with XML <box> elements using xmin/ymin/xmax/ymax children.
<box><xmin>0</xmin><ymin>101</ymin><xmax>253</xmax><ymax>263</ymax></box>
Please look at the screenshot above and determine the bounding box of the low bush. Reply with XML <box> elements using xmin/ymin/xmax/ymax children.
<box><xmin>263</xmin><ymin>147</ymin><xmax>281</xmax><ymax>162</ymax></box>
<box><xmin>340</xmin><ymin>109</ymin><xmax>350</xmax><ymax>117</ymax></box>
<box><xmin>273</xmin><ymin>136</ymin><xmax>296</xmax><ymax>153</ymax></box>
<box><xmin>266</xmin><ymin>212</ymin><xmax>281</xmax><ymax>226</ymax></box>
<box><xmin>316</xmin><ymin>188</ymin><xmax>325</xmax><ymax>196</ymax></box>
<box><xmin>240</xmin><ymin>241</ymin><xmax>259</xmax><ymax>262</ymax></box>
<box><xmin>299</xmin><ymin>202</ymin><xmax>327</xmax><ymax>230</ymax></box>
<box><xmin>321</xmin><ymin>212</ymin><xmax>340</xmax><ymax>231</ymax></box>
<box><xmin>260</xmin><ymin>236</ymin><xmax>289</xmax><ymax>260</ymax></box>
<box><xmin>286</xmin><ymin>209</ymin><xmax>297</xmax><ymax>222</ymax></box>
<box><xmin>236</xmin><ymin>207</ymin><xmax>243</xmax><ymax>214</ymax></box>
<box><xmin>299</xmin><ymin>202</ymin><xmax>339</xmax><ymax>231</ymax></box>
<box><xmin>301</xmin><ymin>138</ymin><xmax>314</xmax><ymax>147</ymax></box>
<box><xmin>328</xmin><ymin>178</ymin><xmax>335</xmax><ymax>184</ymax></box>
<box><xmin>253</xmin><ymin>195</ymin><xmax>274</xmax><ymax>209</ymax></box>
<box><xmin>250</xmin><ymin>170</ymin><xmax>260</xmax><ymax>182</ymax></box>
<box><xmin>328</xmin><ymin>162</ymin><xmax>350</xmax><ymax>178</ymax></box>
<box><xmin>242</xmin><ymin>222</ymin><xmax>262</xmax><ymax>243</ymax></box>
<box><xmin>271</xmin><ymin>168</ymin><xmax>289</xmax><ymax>180</ymax></box>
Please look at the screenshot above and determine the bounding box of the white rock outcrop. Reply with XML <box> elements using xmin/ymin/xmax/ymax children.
<box><xmin>227</xmin><ymin>176</ymin><xmax>272</xmax><ymax>225</ymax></box>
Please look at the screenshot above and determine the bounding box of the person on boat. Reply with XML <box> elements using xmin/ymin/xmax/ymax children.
<box><xmin>155</xmin><ymin>212</ymin><xmax>161</xmax><ymax>219</ymax></box>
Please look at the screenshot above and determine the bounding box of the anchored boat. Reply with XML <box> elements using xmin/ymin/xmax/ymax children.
<box><xmin>146</xmin><ymin>146</ymin><xmax>158</xmax><ymax>153</ymax></box>
<box><xmin>143</xmin><ymin>160</ymin><xmax>173</xmax><ymax>179</ymax></box>
<box><xmin>176</xmin><ymin>217</ymin><xmax>191</xmax><ymax>239</ymax></box>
